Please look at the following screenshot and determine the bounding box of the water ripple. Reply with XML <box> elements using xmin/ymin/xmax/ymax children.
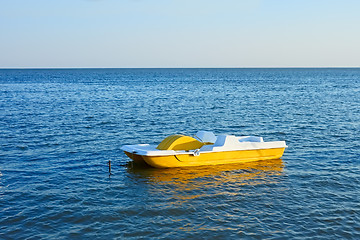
<box><xmin>1</xmin><ymin>68</ymin><xmax>360</xmax><ymax>239</ymax></box>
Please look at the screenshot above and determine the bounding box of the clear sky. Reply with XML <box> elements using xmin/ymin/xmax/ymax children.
<box><xmin>1</xmin><ymin>0</ymin><xmax>359</xmax><ymax>68</ymax></box>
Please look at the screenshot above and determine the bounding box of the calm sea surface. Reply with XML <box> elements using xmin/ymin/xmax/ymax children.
<box><xmin>1</xmin><ymin>68</ymin><xmax>360</xmax><ymax>239</ymax></box>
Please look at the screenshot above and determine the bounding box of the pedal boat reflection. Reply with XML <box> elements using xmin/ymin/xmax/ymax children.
<box><xmin>127</xmin><ymin>159</ymin><xmax>285</xmax><ymax>191</ymax></box>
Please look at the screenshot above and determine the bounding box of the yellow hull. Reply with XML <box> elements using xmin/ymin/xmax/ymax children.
<box><xmin>125</xmin><ymin>147</ymin><xmax>285</xmax><ymax>168</ymax></box>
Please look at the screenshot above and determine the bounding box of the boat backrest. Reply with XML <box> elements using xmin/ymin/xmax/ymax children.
<box><xmin>195</xmin><ymin>131</ymin><xmax>217</xmax><ymax>144</ymax></box>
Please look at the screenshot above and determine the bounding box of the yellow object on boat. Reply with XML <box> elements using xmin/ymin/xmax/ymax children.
<box><xmin>121</xmin><ymin>131</ymin><xmax>287</xmax><ymax>168</ymax></box>
<box><xmin>156</xmin><ymin>135</ymin><xmax>204</xmax><ymax>151</ymax></box>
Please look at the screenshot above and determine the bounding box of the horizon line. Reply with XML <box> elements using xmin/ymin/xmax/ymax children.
<box><xmin>1</xmin><ymin>66</ymin><xmax>360</xmax><ymax>70</ymax></box>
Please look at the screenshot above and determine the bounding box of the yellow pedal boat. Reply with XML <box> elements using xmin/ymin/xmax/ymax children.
<box><xmin>121</xmin><ymin>131</ymin><xmax>287</xmax><ymax>168</ymax></box>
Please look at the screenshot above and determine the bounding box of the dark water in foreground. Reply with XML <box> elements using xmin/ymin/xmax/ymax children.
<box><xmin>1</xmin><ymin>68</ymin><xmax>360</xmax><ymax>239</ymax></box>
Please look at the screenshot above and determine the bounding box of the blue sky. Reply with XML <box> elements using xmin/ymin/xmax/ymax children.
<box><xmin>0</xmin><ymin>0</ymin><xmax>359</xmax><ymax>68</ymax></box>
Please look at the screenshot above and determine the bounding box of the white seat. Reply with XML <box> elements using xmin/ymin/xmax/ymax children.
<box><xmin>200</xmin><ymin>135</ymin><xmax>238</xmax><ymax>151</ymax></box>
<box><xmin>213</xmin><ymin>135</ymin><xmax>239</xmax><ymax>147</ymax></box>
<box><xmin>195</xmin><ymin>131</ymin><xmax>217</xmax><ymax>144</ymax></box>
<box><xmin>238</xmin><ymin>136</ymin><xmax>263</xmax><ymax>142</ymax></box>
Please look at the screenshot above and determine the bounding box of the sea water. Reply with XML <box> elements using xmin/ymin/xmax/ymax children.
<box><xmin>1</xmin><ymin>68</ymin><xmax>359</xmax><ymax>239</ymax></box>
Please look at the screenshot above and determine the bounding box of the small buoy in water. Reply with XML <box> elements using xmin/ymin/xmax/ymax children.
<box><xmin>108</xmin><ymin>160</ymin><xmax>112</xmax><ymax>176</ymax></box>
